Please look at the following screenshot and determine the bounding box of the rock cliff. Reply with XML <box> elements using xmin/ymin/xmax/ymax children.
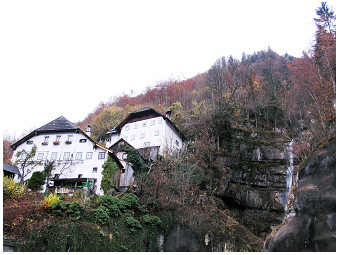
<box><xmin>214</xmin><ymin>128</ymin><xmax>292</xmax><ymax>239</ymax></box>
<box><xmin>264</xmin><ymin>139</ymin><xmax>336</xmax><ymax>252</ymax></box>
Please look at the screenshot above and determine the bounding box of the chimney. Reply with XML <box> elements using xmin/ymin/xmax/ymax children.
<box><xmin>86</xmin><ymin>125</ymin><xmax>91</xmax><ymax>137</ymax></box>
<box><xmin>166</xmin><ymin>110</ymin><xmax>172</xmax><ymax>119</ymax></box>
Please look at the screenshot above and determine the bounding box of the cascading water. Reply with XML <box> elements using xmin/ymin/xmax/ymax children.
<box><xmin>281</xmin><ymin>140</ymin><xmax>294</xmax><ymax>208</ymax></box>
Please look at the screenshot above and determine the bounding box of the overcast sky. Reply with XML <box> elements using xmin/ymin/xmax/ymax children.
<box><xmin>1</xmin><ymin>0</ymin><xmax>336</xmax><ymax>139</ymax></box>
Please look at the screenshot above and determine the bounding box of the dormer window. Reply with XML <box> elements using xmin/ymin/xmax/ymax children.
<box><xmin>42</xmin><ymin>136</ymin><xmax>49</xmax><ymax>145</ymax></box>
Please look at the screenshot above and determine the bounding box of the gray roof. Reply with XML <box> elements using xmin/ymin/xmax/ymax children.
<box><xmin>35</xmin><ymin>116</ymin><xmax>78</xmax><ymax>132</ymax></box>
<box><xmin>3</xmin><ymin>163</ymin><xmax>20</xmax><ymax>175</ymax></box>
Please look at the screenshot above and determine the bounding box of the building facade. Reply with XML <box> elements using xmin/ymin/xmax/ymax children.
<box><xmin>106</xmin><ymin>107</ymin><xmax>185</xmax><ymax>159</ymax></box>
<box><xmin>10</xmin><ymin>116</ymin><xmax>122</xmax><ymax>195</ymax></box>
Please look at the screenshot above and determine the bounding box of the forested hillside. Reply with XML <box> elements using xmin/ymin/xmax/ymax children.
<box><xmin>77</xmin><ymin>16</ymin><xmax>335</xmax><ymax>162</ymax></box>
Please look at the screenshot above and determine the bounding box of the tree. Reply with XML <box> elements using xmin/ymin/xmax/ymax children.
<box><xmin>3</xmin><ymin>133</ymin><xmax>17</xmax><ymax>164</ymax></box>
<box><xmin>101</xmin><ymin>157</ymin><xmax>119</xmax><ymax>194</ymax></box>
<box><xmin>27</xmin><ymin>171</ymin><xmax>45</xmax><ymax>190</ymax></box>
<box><xmin>14</xmin><ymin>145</ymin><xmax>42</xmax><ymax>183</ymax></box>
<box><xmin>314</xmin><ymin>2</ymin><xmax>336</xmax><ymax>34</ymax></box>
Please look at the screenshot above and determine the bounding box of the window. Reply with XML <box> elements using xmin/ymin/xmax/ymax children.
<box><xmin>140</xmin><ymin>133</ymin><xmax>145</xmax><ymax>139</ymax></box>
<box><xmin>63</xmin><ymin>152</ymin><xmax>70</xmax><ymax>160</ymax></box>
<box><xmin>125</xmin><ymin>125</ymin><xmax>130</xmax><ymax>131</ymax></box>
<box><xmin>98</xmin><ymin>152</ymin><xmax>105</xmax><ymax>159</ymax></box>
<box><xmin>123</xmin><ymin>153</ymin><xmax>128</xmax><ymax>159</ymax></box>
<box><xmin>151</xmin><ymin>119</ymin><xmax>155</xmax><ymax>126</ymax></box>
<box><xmin>26</xmin><ymin>140</ymin><xmax>33</xmax><ymax>145</ymax></box>
<box><xmin>130</xmin><ymin>134</ymin><xmax>135</xmax><ymax>140</ymax></box>
<box><xmin>143</xmin><ymin>121</ymin><xmax>147</xmax><ymax>127</ymax></box>
<box><xmin>68</xmin><ymin>135</ymin><xmax>73</xmax><ymax>141</ymax></box>
<box><xmin>75</xmin><ymin>152</ymin><xmax>83</xmax><ymax>160</ymax></box>
<box><xmin>37</xmin><ymin>153</ymin><xmax>44</xmax><ymax>160</ymax></box>
<box><xmin>78</xmin><ymin>174</ymin><xmax>83</xmax><ymax>178</ymax></box>
<box><xmin>56</xmin><ymin>135</ymin><xmax>61</xmax><ymax>142</ymax></box>
<box><xmin>144</xmin><ymin>142</ymin><xmax>151</xmax><ymax>147</ymax></box>
<box><xmin>44</xmin><ymin>136</ymin><xmax>49</xmax><ymax>142</ymax></box>
<box><xmin>79</xmin><ymin>139</ymin><xmax>87</xmax><ymax>143</ymax></box>
<box><xmin>86</xmin><ymin>152</ymin><xmax>93</xmax><ymax>159</ymax></box>
<box><xmin>124</xmin><ymin>136</ymin><xmax>128</xmax><ymax>141</ymax></box>
<box><xmin>158</xmin><ymin>118</ymin><xmax>162</xmax><ymax>124</ymax></box>
<box><xmin>134</xmin><ymin>123</ymin><xmax>138</xmax><ymax>129</ymax></box>
<box><xmin>154</xmin><ymin>130</ymin><xmax>159</xmax><ymax>136</ymax></box>
<box><xmin>51</xmin><ymin>152</ymin><xmax>58</xmax><ymax>160</ymax></box>
<box><xmin>92</xmin><ymin>167</ymin><xmax>98</xmax><ymax>173</ymax></box>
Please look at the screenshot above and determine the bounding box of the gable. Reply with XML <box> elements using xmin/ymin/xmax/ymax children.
<box><xmin>107</xmin><ymin>107</ymin><xmax>186</xmax><ymax>141</ymax></box>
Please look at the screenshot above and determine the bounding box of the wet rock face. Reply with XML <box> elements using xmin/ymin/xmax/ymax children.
<box><xmin>164</xmin><ymin>225</ymin><xmax>198</xmax><ymax>252</ymax></box>
<box><xmin>264</xmin><ymin>140</ymin><xmax>336</xmax><ymax>252</ymax></box>
<box><xmin>214</xmin><ymin>131</ymin><xmax>292</xmax><ymax>239</ymax></box>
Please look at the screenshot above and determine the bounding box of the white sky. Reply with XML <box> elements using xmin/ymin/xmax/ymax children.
<box><xmin>1</xmin><ymin>0</ymin><xmax>337</xmax><ymax>139</ymax></box>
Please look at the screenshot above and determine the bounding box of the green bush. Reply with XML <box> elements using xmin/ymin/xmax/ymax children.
<box><xmin>91</xmin><ymin>206</ymin><xmax>110</xmax><ymax>225</ymax></box>
<box><xmin>66</xmin><ymin>202</ymin><xmax>84</xmax><ymax>219</ymax></box>
<box><xmin>27</xmin><ymin>171</ymin><xmax>45</xmax><ymax>190</ymax></box>
<box><xmin>142</xmin><ymin>214</ymin><xmax>162</xmax><ymax>227</ymax></box>
<box><xmin>119</xmin><ymin>193</ymin><xmax>139</xmax><ymax>211</ymax></box>
<box><xmin>125</xmin><ymin>213</ymin><xmax>142</xmax><ymax>234</ymax></box>
<box><xmin>101</xmin><ymin>157</ymin><xmax>119</xmax><ymax>194</ymax></box>
<box><xmin>3</xmin><ymin>175</ymin><xmax>24</xmax><ymax>200</ymax></box>
<box><xmin>97</xmin><ymin>195</ymin><xmax>122</xmax><ymax>217</ymax></box>
<box><xmin>50</xmin><ymin>201</ymin><xmax>67</xmax><ymax>216</ymax></box>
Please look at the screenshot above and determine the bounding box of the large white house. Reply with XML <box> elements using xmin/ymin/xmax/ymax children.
<box><xmin>10</xmin><ymin>116</ymin><xmax>123</xmax><ymax>196</ymax></box>
<box><xmin>105</xmin><ymin>107</ymin><xmax>186</xmax><ymax>159</ymax></box>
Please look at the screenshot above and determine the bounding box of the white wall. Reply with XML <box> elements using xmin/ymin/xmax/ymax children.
<box><xmin>107</xmin><ymin>116</ymin><xmax>183</xmax><ymax>156</ymax></box>
<box><xmin>12</xmin><ymin>132</ymin><xmax>108</xmax><ymax>195</ymax></box>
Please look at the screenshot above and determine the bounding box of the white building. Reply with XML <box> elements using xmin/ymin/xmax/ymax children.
<box><xmin>10</xmin><ymin>116</ymin><xmax>123</xmax><ymax>196</ymax></box>
<box><xmin>106</xmin><ymin>107</ymin><xmax>186</xmax><ymax>159</ymax></box>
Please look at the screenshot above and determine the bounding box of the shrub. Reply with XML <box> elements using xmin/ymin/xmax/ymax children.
<box><xmin>43</xmin><ymin>193</ymin><xmax>60</xmax><ymax>209</ymax></box>
<box><xmin>27</xmin><ymin>171</ymin><xmax>45</xmax><ymax>190</ymax></box>
<box><xmin>125</xmin><ymin>213</ymin><xmax>142</xmax><ymax>234</ymax></box>
<box><xmin>50</xmin><ymin>201</ymin><xmax>67</xmax><ymax>216</ymax></box>
<box><xmin>91</xmin><ymin>206</ymin><xmax>110</xmax><ymax>225</ymax></box>
<box><xmin>97</xmin><ymin>195</ymin><xmax>122</xmax><ymax>217</ymax></box>
<box><xmin>3</xmin><ymin>175</ymin><xmax>24</xmax><ymax>200</ymax></box>
<box><xmin>66</xmin><ymin>202</ymin><xmax>85</xmax><ymax>219</ymax></box>
<box><xmin>119</xmin><ymin>193</ymin><xmax>139</xmax><ymax>211</ymax></box>
<box><xmin>142</xmin><ymin>214</ymin><xmax>162</xmax><ymax>227</ymax></box>
<box><xmin>101</xmin><ymin>157</ymin><xmax>119</xmax><ymax>194</ymax></box>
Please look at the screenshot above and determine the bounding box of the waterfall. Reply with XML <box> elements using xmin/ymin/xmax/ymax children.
<box><xmin>281</xmin><ymin>140</ymin><xmax>294</xmax><ymax>208</ymax></box>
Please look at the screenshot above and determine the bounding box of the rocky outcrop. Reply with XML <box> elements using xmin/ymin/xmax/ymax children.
<box><xmin>214</xmin><ymin>129</ymin><xmax>292</xmax><ymax>238</ymax></box>
<box><xmin>264</xmin><ymin>139</ymin><xmax>336</xmax><ymax>252</ymax></box>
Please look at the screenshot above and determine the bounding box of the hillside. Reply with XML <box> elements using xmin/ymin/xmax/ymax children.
<box><xmin>3</xmin><ymin>4</ymin><xmax>336</xmax><ymax>252</ymax></box>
